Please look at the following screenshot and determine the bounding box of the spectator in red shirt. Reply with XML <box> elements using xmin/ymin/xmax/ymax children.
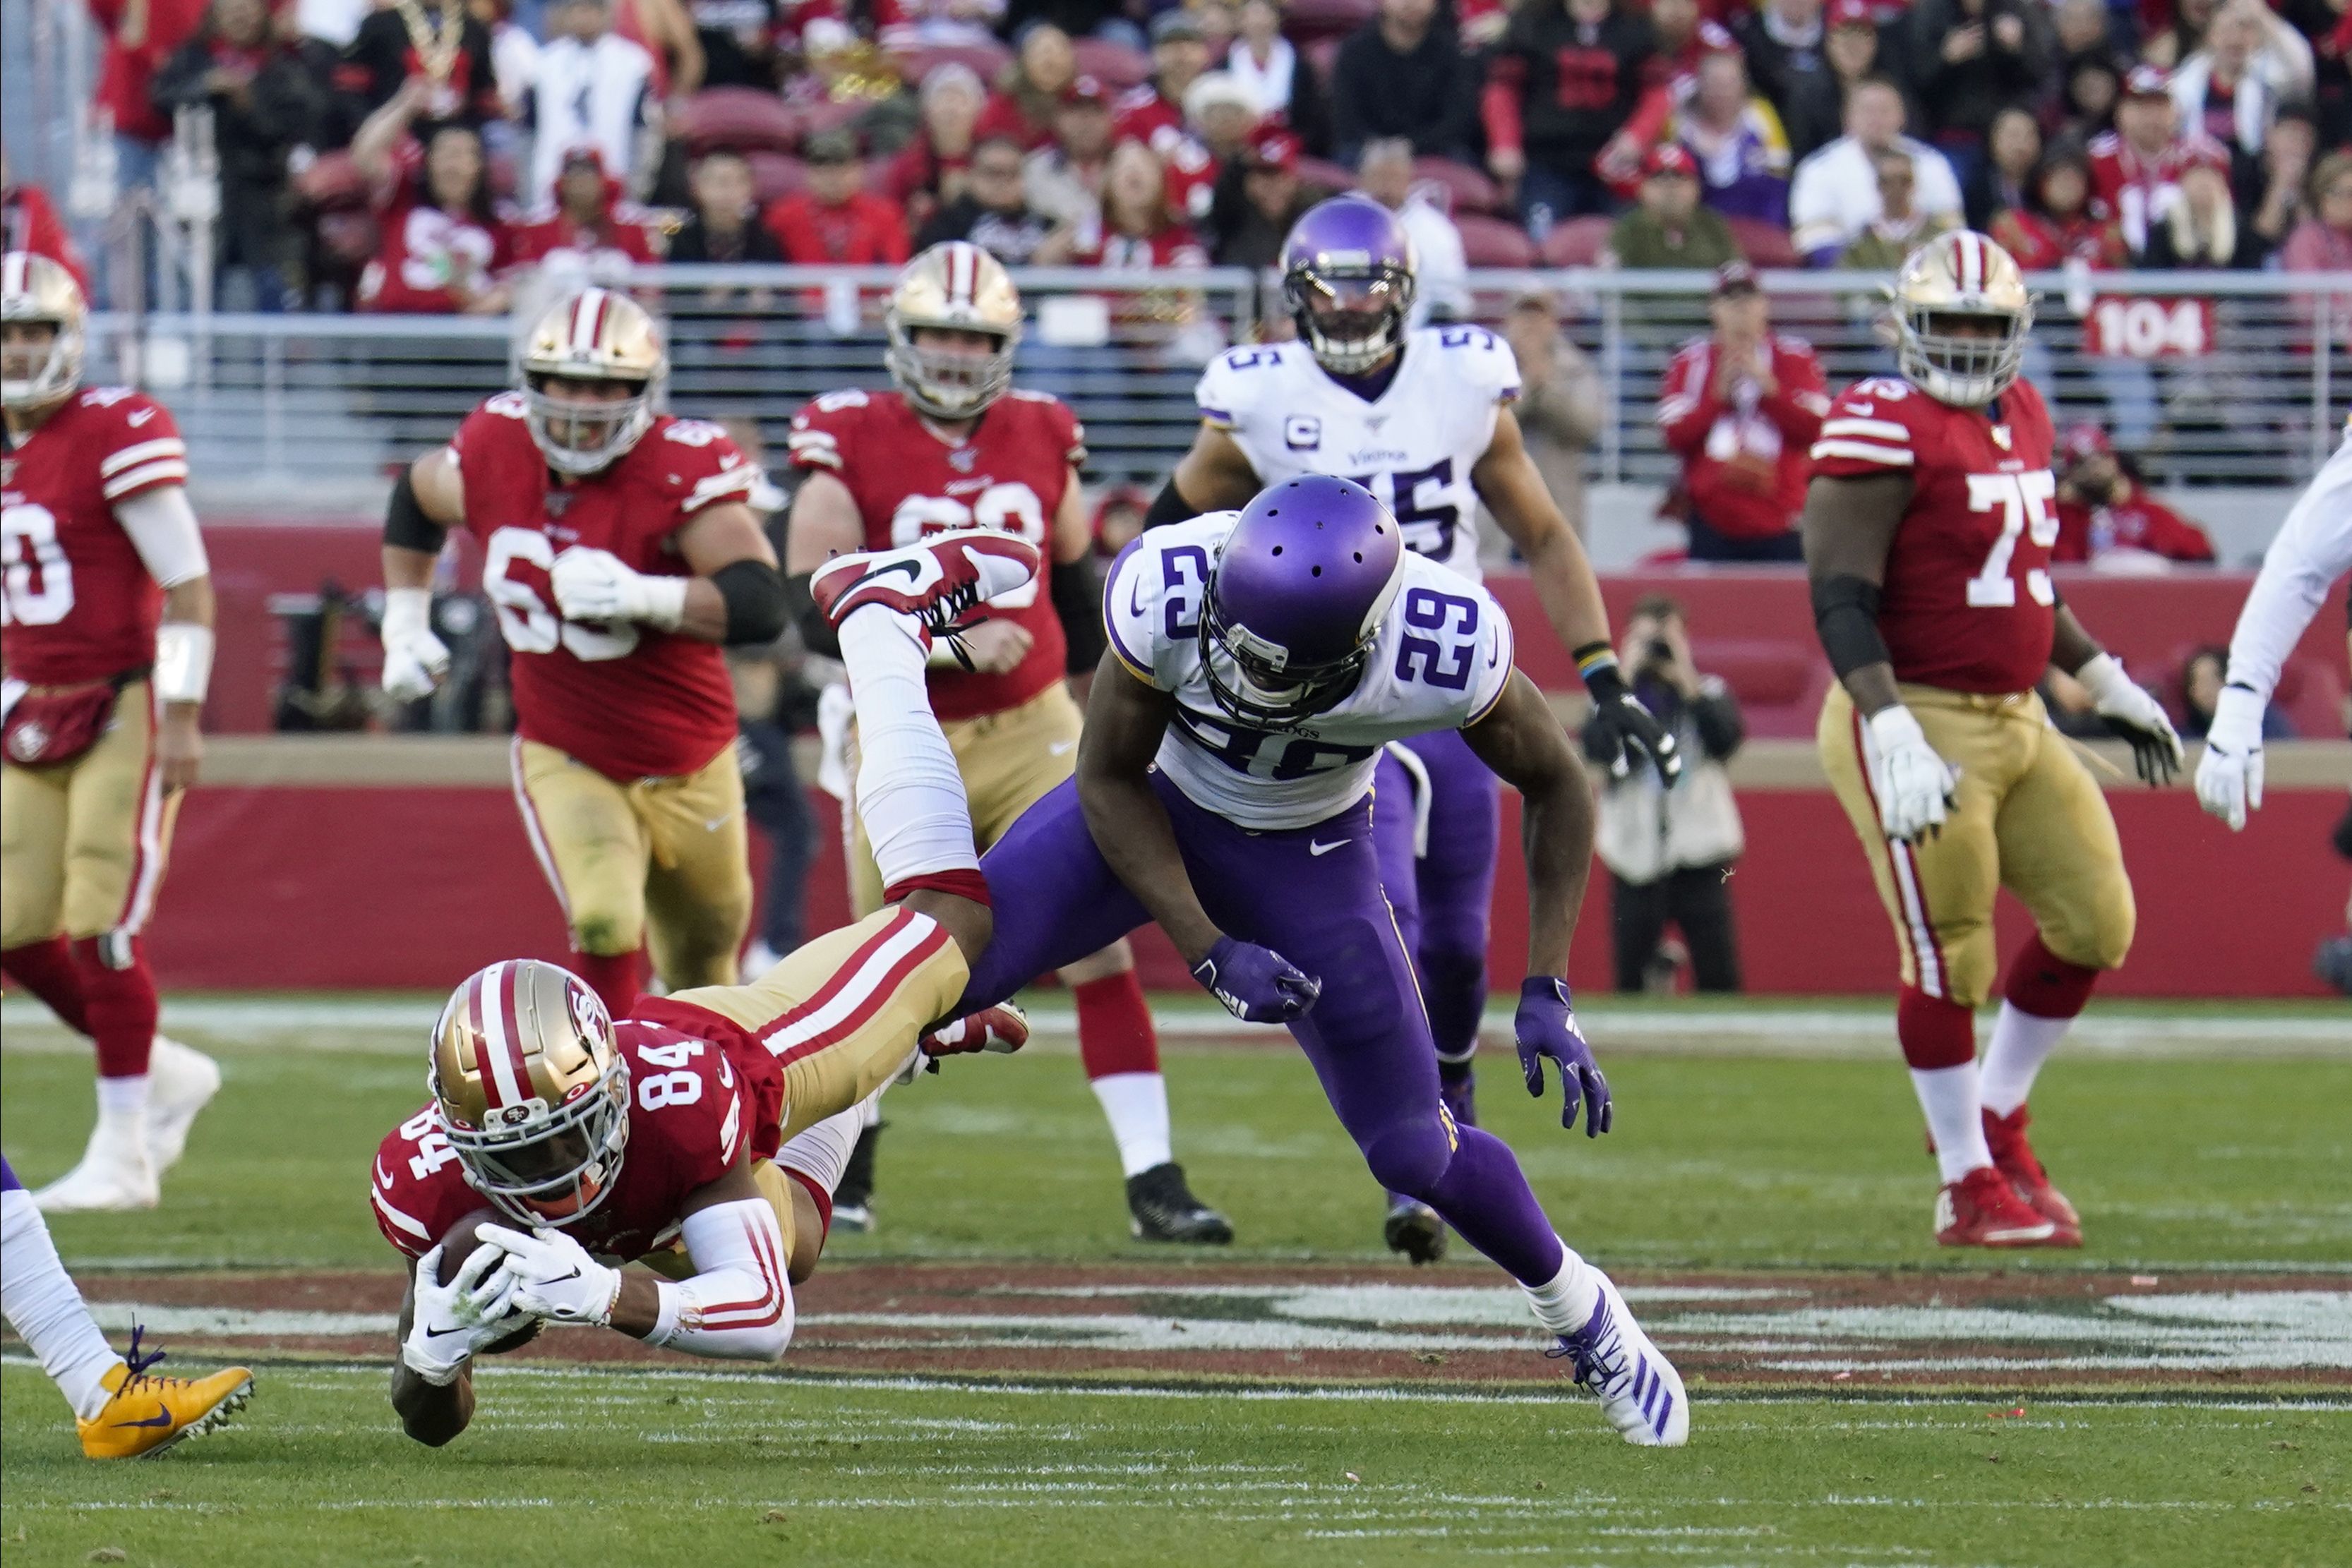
<box><xmin>1115</xmin><ymin>12</ymin><xmax>1219</xmax><ymax>225</ymax></box>
<box><xmin>763</xmin><ymin>131</ymin><xmax>911</xmax><ymax>263</ymax></box>
<box><xmin>2089</xmin><ymin>66</ymin><xmax>2232</xmax><ymax>252</ymax></box>
<box><xmin>1655</xmin><ymin>262</ymin><xmax>1828</xmax><ymax>562</ymax></box>
<box><xmin>1484</xmin><ymin>0</ymin><xmax>1662</xmax><ymax>230</ymax></box>
<box><xmin>1989</xmin><ymin>141</ymin><xmax>2130</xmax><ymax>270</ymax></box>
<box><xmin>977</xmin><ymin>22</ymin><xmax>1078</xmax><ymax>150</ymax></box>
<box><xmin>351</xmin><ymin>77</ymin><xmax>512</xmax><ymax>313</ymax></box>
<box><xmin>505</xmin><ymin>147</ymin><xmax>661</xmax><ymax>283</ymax></box>
<box><xmin>1072</xmin><ymin>138</ymin><xmax>1208</xmax><ymax>267</ymax></box>
<box><xmin>2051</xmin><ymin>424</ymin><xmax>2218</xmax><ymax>567</ymax></box>
<box><xmin>886</xmin><ymin>61</ymin><xmax>988</xmax><ymax>234</ymax></box>
<box><xmin>1</xmin><ymin>159</ymin><xmax>92</xmax><ymax>295</ymax></box>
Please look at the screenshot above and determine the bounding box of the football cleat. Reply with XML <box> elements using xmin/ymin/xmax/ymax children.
<box><xmin>1547</xmin><ymin>1270</ymin><xmax>1688</xmax><ymax>1447</ymax></box>
<box><xmin>832</xmin><ymin>1123</ymin><xmax>880</xmax><ymax>1234</ymax></box>
<box><xmin>77</xmin><ymin>1327</ymin><xmax>253</xmax><ymax>1460</ymax></box>
<box><xmin>1935</xmin><ymin>1166</ymin><xmax>2061</xmax><ymax>1247</ymax></box>
<box><xmin>33</xmin><ymin>1118</ymin><xmax>159</xmax><ymax>1212</ymax></box>
<box><xmin>920</xmin><ymin>1002</ymin><xmax>1029</xmax><ymax>1059</ymax></box>
<box><xmin>143</xmin><ymin>1037</ymin><xmax>222</xmax><ymax>1175</ymax></box>
<box><xmin>1981</xmin><ymin>1106</ymin><xmax>2082</xmax><ymax>1246</ymax></box>
<box><xmin>810</xmin><ymin>529</ymin><xmax>1040</xmax><ymax>637</ymax></box>
<box><xmin>1383</xmin><ymin>1193</ymin><xmax>1447</xmax><ymax>1265</ymax></box>
<box><xmin>1126</xmin><ymin>1162</ymin><xmax>1234</xmax><ymax>1245</ymax></box>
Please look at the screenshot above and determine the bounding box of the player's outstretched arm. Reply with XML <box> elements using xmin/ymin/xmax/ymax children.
<box><xmin>1151</xmin><ymin>423</ymin><xmax>1261</xmax><ymax>529</ymax></box>
<box><xmin>380</xmin><ymin>448</ymin><xmax>464</xmax><ymax>701</ymax></box>
<box><xmin>1076</xmin><ymin>653</ymin><xmax>1318</xmax><ymax>1023</ymax></box>
<box><xmin>1473</xmin><ymin>409</ymin><xmax>1679</xmax><ymax>787</ymax></box>
<box><xmin>1459</xmin><ymin>668</ymin><xmax>1596</xmax><ymax>979</ymax></box>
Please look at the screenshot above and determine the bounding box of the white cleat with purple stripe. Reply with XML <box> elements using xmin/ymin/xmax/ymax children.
<box><xmin>1549</xmin><ymin>1271</ymin><xmax>1689</xmax><ymax>1447</ymax></box>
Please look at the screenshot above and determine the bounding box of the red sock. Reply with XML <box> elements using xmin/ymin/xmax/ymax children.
<box><xmin>69</xmin><ymin>936</ymin><xmax>157</xmax><ymax>1078</ymax></box>
<box><xmin>1073</xmin><ymin>970</ymin><xmax>1159</xmax><ymax>1080</ymax></box>
<box><xmin>573</xmin><ymin>948</ymin><xmax>644</xmax><ymax>1018</ymax></box>
<box><xmin>2002</xmin><ymin>934</ymin><xmax>2100</xmax><ymax>1020</ymax></box>
<box><xmin>2</xmin><ymin>936</ymin><xmax>90</xmax><ymax>1035</ymax></box>
<box><xmin>1896</xmin><ymin>985</ymin><xmax>1976</xmax><ymax>1071</ymax></box>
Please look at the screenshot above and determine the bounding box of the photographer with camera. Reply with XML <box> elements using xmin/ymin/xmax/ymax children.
<box><xmin>1586</xmin><ymin>595</ymin><xmax>1748</xmax><ymax>993</ymax></box>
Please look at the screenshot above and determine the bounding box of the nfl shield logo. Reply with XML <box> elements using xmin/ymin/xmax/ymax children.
<box><xmin>1992</xmin><ymin>426</ymin><xmax>2013</xmax><ymax>451</ymax></box>
<box><xmin>1284</xmin><ymin>416</ymin><xmax>1321</xmax><ymax>450</ymax></box>
<box><xmin>949</xmin><ymin>447</ymin><xmax>977</xmax><ymax>472</ymax></box>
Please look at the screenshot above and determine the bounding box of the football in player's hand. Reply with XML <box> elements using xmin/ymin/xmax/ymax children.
<box><xmin>434</xmin><ymin>1207</ymin><xmax>542</xmax><ymax>1355</ymax></box>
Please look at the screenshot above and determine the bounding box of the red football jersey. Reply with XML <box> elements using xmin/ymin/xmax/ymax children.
<box><xmin>1111</xmin><ymin>86</ymin><xmax>1217</xmax><ymax>224</ymax></box>
<box><xmin>2053</xmin><ymin>492</ymin><xmax>2215</xmax><ymax>565</ymax></box>
<box><xmin>502</xmin><ymin>212</ymin><xmax>661</xmax><ymax>274</ymax></box>
<box><xmin>2085</xmin><ymin>130</ymin><xmax>2230</xmax><ymax>251</ymax></box>
<box><xmin>2</xmin><ymin>388</ymin><xmax>188</xmax><ymax>685</ymax></box>
<box><xmin>1809</xmin><ymin>373</ymin><xmax>2058</xmax><ymax>696</ymax></box>
<box><xmin>369</xmin><ymin>1013</ymin><xmax>785</xmax><ymax>1267</ymax></box>
<box><xmin>448</xmin><ymin>396</ymin><xmax>755</xmax><ymax>779</ymax></box>
<box><xmin>788</xmin><ymin>387</ymin><xmax>1084</xmax><ymax>721</ymax></box>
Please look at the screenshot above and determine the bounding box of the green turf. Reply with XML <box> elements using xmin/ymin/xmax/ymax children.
<box><xmin>2</xmin><ymin>1014</ymin><xmax>2346</xmax><ymax>1272</ymax></box>
<box><xmin>1</xmin><ymin>1366</ymin><xmax>2344</xmax><ymax>1568</ymax></box>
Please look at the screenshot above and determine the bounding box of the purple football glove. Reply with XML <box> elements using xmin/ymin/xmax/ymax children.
<box><xmin>1516</xmin><ymin>977</ymin><xmax>1612</xmax><ymax>1137</ymax></box>
<box><xmin>1192</xmin><ymin>936</ymin><xmax>1321</xmax><ymax>1023</ymax></box>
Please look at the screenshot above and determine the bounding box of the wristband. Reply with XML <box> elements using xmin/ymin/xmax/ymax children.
<box><xmin>383</xmin><ymin>586</ymin><xmax>433</xmax><ymax>640</ymax></box>
<box><xmin>1574</xmin><ymin>643</ymin><xmax>1628</xmax><ymax>703</ymax></box>
<box><xmin>640</xmin><ymin>574</ymin><xmax>690</xmax><ymax>633</ymax></box>
<box><xmin>1866</xmin><ymin>704</ymin><xmax>1928</xmax><ymax>752</ymax></box>
<box><xmin>2073</xmin><ymin>651</ymin><xmax>2134</xmax><ymax>706</ymax></box>
<box><xmin>152</xmin><ymin>622</ymin><xmax>213</xmax><ymax>706</ymax></box>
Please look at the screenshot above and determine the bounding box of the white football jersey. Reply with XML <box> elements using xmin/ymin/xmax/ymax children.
<box><xmin>1194</xmin><ymin>326</ymin><xmax>1522</xmax><ymax>582</ymax></box>
<box><xmin>1105</xmin><ymin>513</ymin><xmax>1516</xmax><ymax>830</ymax></box>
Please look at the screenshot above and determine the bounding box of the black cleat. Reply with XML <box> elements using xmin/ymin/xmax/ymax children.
<box><xmin>1126</xmin><ymin>1162</ymin><xmax>1233</xmax><ymax>1245</ymax></box>
<box><xmin>1384</xmin><ymin>1193</ymin><xmax>1448</xmax><ymax>1265</ymax></box>
<box><xmin>832</xmin><ymin>1122</ymin><xmax>881</xmax><ymax>1234</ymax></box>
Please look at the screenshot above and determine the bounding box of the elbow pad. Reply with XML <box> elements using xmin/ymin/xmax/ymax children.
<box><xmin>781</xmin><ymin>572</ymin><xmax>840</xmax><ymax>658</ymax></box>
<box><xmin>1050</xmin><ymin>553</ymin><xmax>1107</xmax><ymax>674</ymax></box>
<box><xmin>1811</xmin><ymin>573</ymin><xmax>1892</xmax><ymax>679</ymax></box>
<box><xmin>645</xmin><ymin>1198</ymin><xmax>794</xmax><ymax>1363</ymax></box>
<box><xmin>384</xmin><ymin>469</ymin><xmax>445</xmax><ymax>553</ymax></box>
<box><xmin>712</xmin><ymin>558</ymin><xmax>788</xmax><ymax>646</ymax></box>
<box><xmin>1144</xmin><ymin>476</ymin><xmax>1198</xmax><ymax>531</ymax></box>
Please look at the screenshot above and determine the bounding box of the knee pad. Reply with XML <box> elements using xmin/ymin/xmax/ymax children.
<box><xmin>1359</xmin><ymin>1117</ymin><xmax>1455</xmax><ymax>1200</ymax></box>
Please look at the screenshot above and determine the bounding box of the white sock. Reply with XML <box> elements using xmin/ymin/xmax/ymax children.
<box><xmin>776</xmin><ymin>1085</ymin><xmax>884</xmax><ymax>1197</ymax></box>
<box><xmin>1089</xmin><ymin>1072</ymin><xmax>1172</xmax><ymax>1178</ymax></box>
<box><xmin>838</xmin><ymin>605</ymin><xmax>980</xmax><ymax>891</ymax></box>
<box><xmin>96</xmin><ymin>1075</ymin><xmax>150</xmax><ymax>1118</ymax></box>
<box><xmin>1912</xmin><ymin>1061</ymin><xmax>1995</xmax><ymax>1183</ymax></box>
<box><xmin>1</xmin><ymin>1188</ymin><xmax>124</xmax><ymax>1421</ymax></box>
<box><xmin>1523</xmin><ymin>1242</ymin><xmax>1604</xmax><ymax>1334</ymax></box>
<box><xmin>1979</xmin><ymin>1003</ymin><xmax>2072</xmax><ymax>1116</ymax></box>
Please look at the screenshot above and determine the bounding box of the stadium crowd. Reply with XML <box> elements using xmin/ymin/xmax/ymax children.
<box><xmin>5</xmin><ymin>0</ymin><xmax>2348</xmax><ymax>312</ymax></box>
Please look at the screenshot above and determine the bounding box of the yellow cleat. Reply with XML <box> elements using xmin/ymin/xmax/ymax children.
<box><xmin>76</xmin><ymin>1328</ymin><xmax>253</xmax><ymax>1460</ymax></box>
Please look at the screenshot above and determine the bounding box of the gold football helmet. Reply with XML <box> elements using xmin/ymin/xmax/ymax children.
<box><xmin>1889</xmin><ymin>229</ymin><xmax>2034</xmax><ymax>406</ymax></box>
<box><xmin>517</xmin><ymin>287</ymin><xmax>667</xmax><ymax>476</ymax></box>
<box><xmin>429</xmin><ymin>959</ymin><xmax>631</xmax><ymax>1226</ymax></box>
<box><xmin>1</xmin><ymin>251</ymin><xmax>88</xmax><ymax>411</ymax></box>
<box><xmin>885</xmin><ymin>241</ymin><xmax>1022</xmax><ymax>420</ymax></box>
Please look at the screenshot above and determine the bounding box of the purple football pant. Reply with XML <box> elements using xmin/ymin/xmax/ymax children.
<box><xmin>1371</xmin><ymin>731</ymin><xmax>1502</xmax><ymax>1072</ymax></box>
<box><xmin>1</xmin><ymin>1155</ymin><xmax>20</xmax><ymax>1193</ymax></box>
<box><xmin>961</xmin><ymin>775</ymin><xmax>1566</xmax><ymax>1286</ymax></box>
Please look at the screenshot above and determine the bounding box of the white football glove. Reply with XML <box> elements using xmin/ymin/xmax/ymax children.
<box><xmin>401</xmin><ymin>1242</ymin><xmax>533</xmax><ymax>1385</ymax></box>
<box><xmin>1866</xmin><ymin>704</ymin><xmax>1959</xmax><ymax>844</ymax></box>
<box><xmin>478</xmin><ymin>1222</ymin><xmax>625</xmax><ymax>1325</ymax></box>
<box><xmin>2075</xmin><ymin>653</ymin><xmax>2185</xmax><ymax>787</ymax></box>
<box><xmin>380</xmin><ymin>586</ymin><xmax>451</xmax><ymax>701</ymax></box>
<box><xmin>550</xmin><ymin>547</ymin><xmax>689</xmax><ymax>631</ymax></box>
<box><xmin>2194</xmin><ymin>683</ymin><xmax>2267</xmax><ymax>831</ymax></box>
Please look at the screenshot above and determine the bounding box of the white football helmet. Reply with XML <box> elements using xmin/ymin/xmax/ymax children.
<box><xmin>517</xmin><ymin>287</ymin><xmax>667</xmax><ymax>476</ymax></box>
<box><xmin>885</xmin><ymin>241</ymin><xmax>1022</xmax><ymax>420</ymax></box>
<box><xmin>1</xmin><ymin>251</ymin><xmax>88</xmax><ymax>410</ymax></box>
<box><xmin>1888</xmin><ymin>229</ymin><xmax>2034</xmax><ymax>407</ymax></box>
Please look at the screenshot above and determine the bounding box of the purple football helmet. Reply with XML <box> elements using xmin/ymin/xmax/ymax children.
<box><xmin>1280</xmin><ymin>195</ymin><xmax>1418</xmax><ymax>375</ymax></box>
<box><xmin>1202</xmin><ymin>476</ymin><xmax>1405</xmax><ymax>727</ymax></box>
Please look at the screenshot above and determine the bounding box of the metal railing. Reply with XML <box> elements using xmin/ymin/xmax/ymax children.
<box><xmin>88</xmin><ymin>267</ymin><xmax>2348</xmax><ymax>496</ymax></box>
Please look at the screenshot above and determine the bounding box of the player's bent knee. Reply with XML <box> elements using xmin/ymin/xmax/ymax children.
<box><xmin>570</xmin><ymin>911</ymin><xmax>644</xmax><ymax>957</ymax></box>
<box><xmin>1359</xmin><ymin>1120</ymin><xmax>1454</xmax><ymax>1200</ymax></box>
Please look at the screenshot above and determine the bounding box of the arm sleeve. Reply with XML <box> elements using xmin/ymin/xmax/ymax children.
<box><xmin>114</xmin><ymin>486</ymin><xmax>210</xmax><ymax>590</ymax></box>
<box><xmin>1655</xmin><ymin>346</ymin><xmax>1722</xmax><ymax>456</ymax></box>
<box><xmin>645</xmin><ymin>1196</ymin><xmax>794</xmax><ymax>1362</ymax></box>
<box><xmin>1051</xmin><ymin>552</ymin><xmax>1107</xmax><ymax>674</ymax></box>
<box><xmin>2221</xmin><ymin>442</ymin><xmax>2352</xmax><ymax>703</ymax></box>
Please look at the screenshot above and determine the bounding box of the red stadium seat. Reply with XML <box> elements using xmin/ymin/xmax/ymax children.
<box><xmin>1295</xmin><ymin>156</ymin><xmax>1357</xmax><ymax>197</ymax></box>
<box><xmin>1456</xmin><ymin>213</ymin><xmax>1537</xmax><ymax>267</ymax></box>
<box><xmin>1073</xmin><ymin>37</ymin><xmax>1151</xmax><ymax>88</ymax></box>
<box><xmin>1539</xmin><ymin>215</ymin><xmax>1614</xmax><ymax>267</ymax></box>
<box><xmin>292</xmin><ymin>151</ymin><xmax>369</xmax><ymax>212</ymax></box>
<box><xmin>1726</xmin><ymin>216</ymin><xmax>1799</xmax><ymax>269</ymax></box>
<box><xmin>796</xmin><ymin>97</ymin><xmax>870</xmax><ymax>141</ymax></box>
<box><xmin>894</xmin><ymin>40</ymin><xmax>1012</xmax><ymax>87</ymax></box>
<box><xmin>745</xmin><ymin>151</ymin><xmax>808</xmax><ymax>203</ymax></box>
<box><xmin>1414</xmin><ymin>157</ymin><xmax>1504</xmax><ymax>217</ymax></box>
<box><xmin>1283</xmin><ymin>0</ymin><xmax>1378</xmax><ymax>44</ymax></box>
<box><xmin>677</xmin><ymin>88</ymin><xmax>803</xmax><ymax>155</ymax></box>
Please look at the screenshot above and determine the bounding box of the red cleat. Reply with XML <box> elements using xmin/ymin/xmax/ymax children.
<box><xmin>1935</xmin><ymin>1166</ymin><xmax>2061</xmax><ymax>1248</ymax></box>
<box><xmin>811</xmin><ymin>528</ymin><xmax>1040</xmax><ymax>636</ymax></box>
<box><xmin>920</xmin><ymin>1001</ymin><xmax>1028</xmax><ymax>1059</ymax></box>
<box><xmin>1982</xmin><ymin>1106</ymin><xmax>2082</xmax><ymax>1246</ymax></box>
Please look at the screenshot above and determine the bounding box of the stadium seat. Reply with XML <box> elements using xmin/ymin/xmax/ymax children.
<box><xmin>894</xmin><ymin>40</ymin><xmax>1012</xmax><ymax>86</ymax></box>
<box><xmin>1539</xmin><ymin>215</ymin><xmax>1614</xmax><ymax>267</ymax></box>
<box><xmin>1295</xmin><ymin>156</ymin><xmax>1357</xmax><ymax>197</ymax></box>
<box><xmin>1456</xmin><ymin>214</ymin><xmax>1537</xmax><ymax>267</ymax></box>
<box><xmin>1726</xmin><ymin>216</ymin><xmax>1800</xmax><ymax>270</ymax></box>
<box><xmin>1283</xmin><ymin>0</ymin><xmax>1378</xmax><ymax>44</ymax></box>
<box><xmin>746</xmin><ymin>152</ymin><xmax>808</xmax><ymax>203</ymax></box>
<box><xmin>677</xmin><ymin>88</ymin><xmax>803</xmax><ymax>155</ymax></box>
<box><xmin>1073</xmin><ymin>37</ymin><xmax>1151</xmax><ymax>88</ymax></box>
<box><xmin>1414</xmin><ymin>157</ymin><xmax>1504</xmax><ymax>217</ymax></box>
<box><xmin>797</xmin><ymin>97</ymin><xmax>871</xmax><ymax>141</ymax></box>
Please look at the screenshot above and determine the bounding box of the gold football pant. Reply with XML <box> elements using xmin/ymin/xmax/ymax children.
<box><xmin>845</xmin><ymin>681</ymin><xmax>1082</xmax><ymax>917</ymax></box>
<box><xmin>1</xmin><ymin>681</ymin><xmax>177</xmax><ymax>953</ymax></box>
<box><xmin>1819</xmin><ymin>683</ymin><xmax>2135</xmax><ymax>1008</ymax></box>
<box><xmin>667</xmin><ymin>905</ymin><xmax>970</xmax><ymax>1142</ymax></box>
<box><xmin>511</xmin><ymin>737</ymin><xmax>752</xmax><ymax>989</ymax></box>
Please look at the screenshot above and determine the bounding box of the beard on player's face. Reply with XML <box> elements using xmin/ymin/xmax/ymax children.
<box><xmin>1</xmin><ymin>321</ymin><xmax>58</xmax><ymax>385</ymax></box>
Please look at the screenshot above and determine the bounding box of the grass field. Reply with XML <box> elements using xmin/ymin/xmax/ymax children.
<box><xmin>2</xmin><ymin>995</ymin><xmax>2347</xmax><ymax>1567</ymax></box>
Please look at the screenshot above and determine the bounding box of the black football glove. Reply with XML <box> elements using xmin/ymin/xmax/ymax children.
<box><xmin>1579</xmin><ymin>656</ymin><xmax>1681</xmax><ymax>786</ymax></box>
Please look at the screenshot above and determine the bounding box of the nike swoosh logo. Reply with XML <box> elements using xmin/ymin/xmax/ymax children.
<box><xmin>1048</xmin><ymin>741</ymin><xmax>1076</xmax><ymax>756</ymax></box>
<box><xmin>703</xmin><ymin>812</ymin><xmax>734</xmax><ymax>831</ymax></box>
<box><xmin>1309</xmin><ymin>838</ymin><xmax>1349</xmax><ymax>856</ymax></box>
<box><xmin>117</xmin><ymin>1405</ymin><xmax>174</xmax><ymax>1428</ymax></box>
<box><xmin>539</xmin><ymin>1267</ymin><xmax>581</xmax><ymax>1286</ymax></box>
<box><xmin>1128</xmin><ymin>574</ymin><xmax>1146</xmax><ymax>619</ymax></box>
<box><xmin>376</xmin><ymin>1161</ymin><xmax>394</xmax><ymax>1189</ymax></box>
<box><xmin>422</xmin><ymin>1325</ymin><xmax>476</xmax><ymax>1346</ymax></box>
<box><xmin>128</xmin><ymin>409</ymin><xmax>155</xmax><ymax>427</ymax></box>
<box><xmin>858</xmin><ymin>560</ymin><xmax>922</xmax><ymax>589</ymax></box>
